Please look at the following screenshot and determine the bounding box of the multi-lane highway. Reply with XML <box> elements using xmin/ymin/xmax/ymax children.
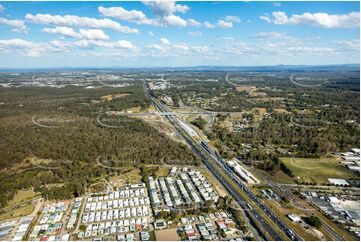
<box><xmin>142</xmin><ymin>80</ymin><xmax>301</xmax><ymax>241</ymax></box>
<box><xmin>261</xmin><ymin>175</ymin><xmax>346</xmax><ymax>241</ymax></box>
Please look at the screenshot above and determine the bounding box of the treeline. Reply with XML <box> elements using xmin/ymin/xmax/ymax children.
<box><xmin>0</xmin><ymin>83</ymin><xmax>200</xmax><ymax>207</ymax></box>
<box><xmin>209</xmin><ymin>111</ymin><xmax>359</xmax><ymax>160</ymax></box>
<box><xmin>0</xmin><ymin>118</ymin><xmax>200</xmax><ymax>207</ymax></box>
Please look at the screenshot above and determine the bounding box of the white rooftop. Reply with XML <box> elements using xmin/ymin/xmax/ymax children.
<box><xmin>328</xmin><ymin>178</ymin><xmax>349</xmax><ymax>186</ymax></box>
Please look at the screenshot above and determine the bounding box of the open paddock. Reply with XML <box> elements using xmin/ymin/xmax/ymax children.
<box><xmin>280</xmin><ymin>157</ymin><xmax>358</xmax><ymax>184</ymax></box>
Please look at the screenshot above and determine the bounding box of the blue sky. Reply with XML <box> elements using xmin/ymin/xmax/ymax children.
<box><xmin>0</xmin><ymin>1</ymin><xmax>359</xmax><ymax>68</ymax></box>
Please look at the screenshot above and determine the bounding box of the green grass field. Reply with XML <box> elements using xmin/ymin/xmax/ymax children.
<box><xmin>0</xmin><ymin>204</ymin><xmax>35</xmax><ymax>221</ymax></box>
<box><xmin>281</xmin><ymin>157</ymin><xmax>358</xmax><ymax>184</ymax></box>
<box><xmin>7</xmin><ymin>189</ymin><xmax>39</xmax><ymax>206</ymax></box>
<box><xmin>0</xmin><ymin>189</ymin><xmax>39</xmax><ymax>221</ymax></box>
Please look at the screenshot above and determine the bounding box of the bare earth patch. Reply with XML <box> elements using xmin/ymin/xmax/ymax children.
<box><xmin>155</xmin><ymin>228</ymin><xmax>180</xmax><ymax>241</ymax></box>
<box><xmin>100</xmin><ymin>93</ymin><xmax>130</xmax><ymax>102</ymax></box>
<box><xmin>235</xmin><ymin>85</ymin><xmax>257</xmax><ymax>92</ymax></box>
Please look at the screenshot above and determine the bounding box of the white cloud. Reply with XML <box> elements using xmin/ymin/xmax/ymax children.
<box><xmin>98</xmin><ymin>6</ymin><xmax>159</xmax><ymax>26</ymax></box>
<box><xmin>187</xmin><ymin>18</ymin><xmax>201</xmax><ymax>27</ymax></box>
<box><xmin>42</xmin><ymin>27</ymin><xmax>109</xmax><ymax>40</ymax></box>
<box><xmin>0</xmin><ymin>39</ymin><xmax>52</xmax><ymax>57</ymax></box>
<box><xmin>149</xmin><ymin>31</ymin><xmax>154</xmax><ymax>36</ymax></box>
<box><xmin>163</xmin><ymin>15</ymin><xmax>187</xmax><ymax>27</ymax></box>
<box><xmin>204</xmin><ymin>20</ymin><xmax>233</xmax><ymax>29</ymax></box>
<box><xmin>254</xmin><ymin>32</ymin><xmax>291</xmax><ymax>39</ymax></box>
<box><xmin>0</xmin><ymin>37</ymin><xmax>136</xmax><ymax>58</ymax></box>
<box><xmin>217</xmin><ymin>20</ymin><xmax>233</xmax><ymax>29</ymax></box>
<box><xmin>259</xmin><ymin>15</ymin><xmax>271</xmax><ymax>23</ymax></box>
<box><xmin>25</xmin><ymin>13</ymin><xmax>138</xmax><ymax>33</ymax></box>
<box><xmin>2</xmin><ymin>35</ymin><xmax>355</xmax><ymax>63</ymax></box>
<box><xmin>172</xmin><ymin>44</ymin><xmax>189</xmax><ymax>52</ymax></box>
<box><xmin>225</xmin><ymin>16</ymin><xmax>241</xmax><ymax>23</ymax></box>
<box><xmin>187</xmin><ymin>31</ymin><xmax>202</xmax><ymax>37</ymax></box>
<box><xmin>333</xmin><ymin>39</ymin><xmax>360</xmax><ymax>51</ymax></box>
<box><xmin>78</xmin><ymin>29</ymin><xmax>109</xmax><ymax>40</ymax></box>
<box><xmin>42</xmin><ymin>26</ymin><xmax>78</xmax><ymax>38</ymax></box>
<box><xmin>99</xmin><ymin>5</ymin><xmax>197</xmax><ymax>28</ymax></box>
<box><xmin>143</xmin><ymin>34</ymin><xmax>355</xmax><ymax>61</ymax></box>
<box><xmin>286</xmin><ymin>46</ymin><xmax>334</xmax><ymax>53</ymax></box>
<box><xmin>0</xmin><ymin>4</ymin><xmax>4</xmax><ymax>12</ymax></box>
<box><xmin>145</xmin><ymin>42</ymin><xmax>192</xmax><ymax>57</ymax></box>
<box><xmin>160</xmin><ymin>37</ymin><xmax>170</xmax><ymax>45</ymax></box>
<box><xmin>147</xmin><ymin>44</ymin><xmax>166</xmax><ymax>52</ymax></box>
<box><xmin>98</xmin><ymin>6</ymin><xmax>145</xmax><ymax>22</ymax></box>
<box><xmin>192</xmin><ymin>46</ymin><xmax>209</xmax><ymax>54</ymax></box>
<box><xmin>74</xmin><ymin>39</ymin><xmax>134</xmax><ymax>49</ymax></box>
<box><xmin>50</xmin><ymin>40</ymin><xmax>72</xmax><ymax>51</ymax></box>
<box><xmin>204</xmin><ymin>21</ymin><xmax>215</xmax><ymax>29</ymax></box>
<box><xmin>143</xmin><ymin>0</ymin><xmax>189</xmax><ymax>16</ymax></box>
<box><xmin>261</xmin><ymin>11</ymin><xmax>360</xmax><ymax>28</ymax></box>
<box><xmin>0</xmin><ymin>17</ymin><xmax>27</xmax><ymax>33</ymax></box>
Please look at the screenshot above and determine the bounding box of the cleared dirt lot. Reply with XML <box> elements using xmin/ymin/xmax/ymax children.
<box><xmin>155</xmin><ymin>228</ymin><xmax>180</xmax><ymax>241</ymax></box>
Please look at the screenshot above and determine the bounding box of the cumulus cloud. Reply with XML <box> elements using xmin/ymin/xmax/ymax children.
<box><xmin>217</xmin><ymin>20</ymin><xmax>233</xmax><ymax>29</ymax></box>
<box><xmin>254</xmin><ymin>32</ymin><xmax>291</xmax><ymax>39</ymax></box>
<box><xmin>187</xmin><ymin>18</ymin><xmax>201</xmax><ymax>27</ymax></box>
<box><xmin>42</xmin><ymin>26</ymin><xmax>78</xmax><ymax>38</ymax></box>
<box><xmin>160</xmin><ymin>37</ymin><xmax>170</xmax><ymax>45</ymax></box>
<box><xmin>146</xmin><ymin>40</ymin><xmax>193</xmax><ymax>57</ymax></box>
<box><xmin>163</xmin><ymin>15</ymin><xmax>187</xmax><ymax>27</ymax></box>
<box><xmin>333</xmin><ymin>39</ymin><xmax>360</xmax><ymax>51</ymax></box>
<box><xmin>173</xmin><ymin>44</ymin><xmax>189</xmax><ymax>51</ymax></box>
<box><xmin>224</xmin><ymin>16</ymin><xmax>241</xmax><ymax>23</ymax></box>
<box><xmin>2</xmin><ymin>35</ymin><xmax>355</xmax><ymax>63</ymax></box>
<box><xmin>79</xmin><ymin>29</ymin><xmax>109</xmax><ymax>40</ymax></box>
<box><xmin>143</xmin><ymin>0</ymin><xmax>189</xmax><ymax>16</ymax></box>
<box><xmin>259</xmin><ymin>15</ymin><xmax>271</xmax><ymax>23</ymax></box>
<box><xmin>74</xmin><ymin>39</ymin><xmax>134</xmax><ymax>49</ymax></box>
<box><xmin>0</xmin><ymin>39</ymin><xmax>53</xmax><ymax>57</ymax></box>
<box><xmin>146</xmin><ymin>44</ymin><xmax>166</xmax><ymax>52</ymax></box>
<box><xmin>192</xmin><ymin>46</ymin><xmax>209</xmax><ymax>54</ymax></box>
<box><xmin>261</xmin><ymin>11</ymin><xmax>360</xmax><ymax>28</ymax></box>
<box><xmin>204</xmin><ymin>20</ymin><xmax>233</xmax><ymax>29</ymax></box>
<box><xmin>203</xmin><ymin>21</ymin><xmax>215</xmax><ymax>29</ymax></box>
<box><xmin>0</xmin><ymin>37</ymin><xmax>136</xmax><ymax>58</ymax></box>
<box><xmin>42</xmin><ymin>27</ymin><xmax>109</xmax><ymax>40</ymax></box>
<box><xmin>25</xmin><ymin>13</ymin><xmax>138</xmax><ymax>33</ymax></box>
<box><xmin>98</xmin><ymin>6</ymin><xmax>159</xmax><ymax>26</ymax></box>
<box><xmin>99</xmin><ymin>5</ymin><xmax>197</xmax><ymax>28</ymax></box>
<box><xmin>0</xmin><ymin>17</ymin><xmax>27</xmax><ymax>33</ymax></box>
<box><xmin>285</xmin><ymin>46</ymin><xmax>334</xmax><ymax>53</ymax></box>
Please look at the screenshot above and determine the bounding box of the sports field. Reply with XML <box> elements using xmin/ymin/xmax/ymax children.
<box><xmin>280</xmin><ymin>157</ymin><xmax>358</xmax><ymax>184</ymax></box>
